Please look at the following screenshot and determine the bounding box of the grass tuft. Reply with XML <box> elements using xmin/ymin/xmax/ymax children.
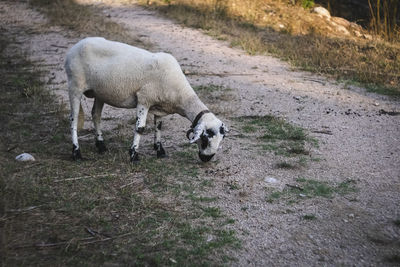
<box><xmin>302</xmin><ymin>214</ymin><xmax>317</xmax><ymax>220</ymax></box>
<box><xmin>266</xmin><ymin>178</ymin><xmax>357</xmax><ymax>203</ymax></box>
<box><xmin>234</xmin><ymin>115</ymin><xmax>317</xmax><ymax>159</ymax></box>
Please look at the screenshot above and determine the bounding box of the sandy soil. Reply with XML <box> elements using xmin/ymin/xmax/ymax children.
<box><xmin>1</xmin><ymin>0</ymin><xmax>399</xmax><ymax>265</ymax></box>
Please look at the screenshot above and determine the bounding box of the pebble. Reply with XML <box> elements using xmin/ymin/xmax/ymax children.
<box><xmin>264</xmin><ymin>177</ymin><xmax>278</xmax><ymax>183</ymax></box>
<box><xmin>15</xmin><ymin>153</ymin><xmax>35</xmax><ymax>162</ymax></box>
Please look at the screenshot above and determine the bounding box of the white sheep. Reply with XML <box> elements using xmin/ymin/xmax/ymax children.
<box><xmin>65</xmin><ymin>37</ymin><xmax>227</xmax><ymax>162</ymax></box>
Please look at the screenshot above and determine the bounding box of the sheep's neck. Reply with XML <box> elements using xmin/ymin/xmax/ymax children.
<box><xmin>180</xmin><ymin>94</ymin><xmax>209</xmax><ymax>123</ymax></box>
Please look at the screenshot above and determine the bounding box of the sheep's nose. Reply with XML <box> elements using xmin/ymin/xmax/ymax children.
<box><xmin>199</xmin><ymin>153</ymin><xmax>215</xmax><ymax>162</ymax></box>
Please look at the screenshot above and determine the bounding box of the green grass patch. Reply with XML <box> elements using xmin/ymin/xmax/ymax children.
<box><xmin>302</xmin><ymin>214</ymin><xmax>317</xmax><ymax>220</ymax></box>
<box><xmin>202</xmin><ymin>206</ymin><xmax>222</xmax><ymax>218</ymax></box>
<box><xmin>234</xmin><ymin>115</ymin><xmax>317</xmax><ymax>159</ymax></box>
<box><xmin>266</xmin><ymin>191</ymin><xmax>283</xmax><ymax>203</ymax></box>
<box><xmin>266</xmin><ymin>178</ymin><xmax>357</xmax><ymax>203</ymax></box>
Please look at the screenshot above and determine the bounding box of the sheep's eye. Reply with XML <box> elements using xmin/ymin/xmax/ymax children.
<box><xmin>206</xmin><ymin>129</ymin><xmax>215</xmax><ymax>137</ymax></box>
<box><xmin>219</xmin><ymin>126</ymin><xmax>225</xmax><ymax>135</ymax></box>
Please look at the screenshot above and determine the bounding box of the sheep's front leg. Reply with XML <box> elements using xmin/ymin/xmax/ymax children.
<box><xmin>92</xmin><ymin>98</ymin><xmax>107</xmax><ymax>153</ymax></box>
<box><xmin>153</xmin><ymin>115</ymin><xmax>166</xmax><ymax>158</ymax></box>
<box><xmin>129</xmin><ymin>104</ymin><xmax>149</xmax><ymax>162</ymax></box>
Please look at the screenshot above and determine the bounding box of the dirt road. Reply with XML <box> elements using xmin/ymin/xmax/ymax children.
<box><xmin>2</xmin><ymin>0</ymin><xmax>399</xmax><ymax>265</ymax></box>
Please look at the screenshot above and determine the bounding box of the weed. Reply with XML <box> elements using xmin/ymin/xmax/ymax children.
<box><xmin>226</xmin><ymin>180</ymin><xmax>240</xmax><ymax>190</ymax></box>
<box><xmin>336</xmin><ymin>179</ymin><xmax>358</xmax><ymax>195</ymax></box>
<box><xmin>266</xmin><ymin>191</ymin><xmax>282</xmax><ymax>203</ymax></box>
<box><xmin>243</xmin><ymin>125</ymin><xmax>257</xmax><ymax>133</ymax></box>
<box><xmin>301</xmin><ymin>0</ymin><xmax>314</xmax><ymax>9</ymax></box>
<box><xmin>266</xmin><ymin>178</ymin><xmax>357</xmax><ymax>203</ymax></box>
<box><xmin>234</xmin><ymin>115</ymin><xmax>317</xmax><ymax>160</ymax></box>
<box><xmin>302</xmin><ymin>214</ymin><xmax>317</xmax><ymax>220</ymax></box>
<box><xmin>393</xmin><ymin>219</ymin><xmax>400</xmax><ymax>227</ymax></box>
<box><xmin>202</xmin><ymin>206</ymin><xmax>222</xmax><ymax>218</ymax></box>
<box><xmin>276</xmin><ymin>161</ymin><xmax>296</xmax><ymax>169</ymax></box>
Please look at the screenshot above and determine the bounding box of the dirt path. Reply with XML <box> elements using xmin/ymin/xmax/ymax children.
<box><xmin>2</xmin><ymin>0</ymin><xmax>400</xmax><ymax>265</ymax></box>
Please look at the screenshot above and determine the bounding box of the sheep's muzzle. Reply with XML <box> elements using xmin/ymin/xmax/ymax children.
<box><xmin>199</xmin><ymin>152</ymin><xmax>215</xmax><ymax>162</ymax></box>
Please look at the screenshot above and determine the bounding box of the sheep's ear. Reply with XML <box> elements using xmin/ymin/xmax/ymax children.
<box><xmin>190</xmin><ymin>124</ymin><xmax>204</xmax><ymax>144</ymax></box>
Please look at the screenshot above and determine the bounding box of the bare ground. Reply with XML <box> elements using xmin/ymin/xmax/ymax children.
<box><xmin>1</xmin><ymin>0</ymin><xmax>400</xmax><ymax>265</ymax></box>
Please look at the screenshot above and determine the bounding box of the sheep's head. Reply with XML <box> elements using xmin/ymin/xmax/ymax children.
<box><xmin>187</xmin><ymin>112</ymin><xmax>228</xmax><ymax>162</ymax></box>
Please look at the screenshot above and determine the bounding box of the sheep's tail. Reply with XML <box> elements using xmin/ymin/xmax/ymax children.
<box><xmin>78</xmin><ymin>103</ymin><xmax>85</xmax><ymax>131</ymax></box>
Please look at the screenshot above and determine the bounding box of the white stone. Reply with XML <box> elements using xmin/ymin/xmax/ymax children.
<box><xmin>15</xmin><ymin>153</ymin><xmax>35</xmax><ymax>162</ymax></box>
<box><xmin>312</xmin><ymin>7</ymin><xmax>331</xmax><ymax>19</ymax></box>
<box><xmin>264</xmin><ymin>177</ymin><xmax>278</xmax><ymax>183</ymax></box>
<box><xmin>335</xmin><ymin>25</ymin><xmax>350</xmax><ymax>35</ymax></box>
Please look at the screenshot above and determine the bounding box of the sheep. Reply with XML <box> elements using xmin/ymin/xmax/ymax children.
<box><xmin>65</xmin><ymin>37</ymin><xmax>228</xmax><ymax>162</ymax></box>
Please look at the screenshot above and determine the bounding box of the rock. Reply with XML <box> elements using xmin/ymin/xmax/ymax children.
<box><xmin>337</xmin><ymin>25</ymin><xmax>350</xmax><ymax>35</ymax></box>
<box><xmin>15</xmin><ymin>153</ymin><xmax>35</xmax><ymax>162</ymax></box>
<box><xmin>354</xmin><ymin>30</ymin><xmax>363</xmax><ymax>38</ymax></box>
<box><xmin>330</xmin><ymin>21</ymin><xmax>350</xmax><ymax>35</ymax></box>
<box><xmin>363</xmin><ymin>34</ymin><xmax>372</xmax><ymax>40</ymax></box>
<box><xmin>331</xmin><ymin>16</ymin><xmax>351</xmax><ymax>28</ymax></box>
<box><xmin>264</xmin><ymin>177</ymin><xmax>278</xmax><ymax>183</ymax></box>
<box><xmin>312</xmin><ymin>7</ymin><xmax>331</xmax><ymax>19</ymax></box>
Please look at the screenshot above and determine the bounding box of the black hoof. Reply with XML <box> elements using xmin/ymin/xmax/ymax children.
<box><xmin>157</xmin><ymin>150</ymin><xmax>166</xmax><ymax>158</ymax></box>
<box><xmin>95</xmin><ymin>140</ymin><xmax>107</xmax><ymax>154</ymax></box>
<box><xmin>72</xmin><ymin>145</ymin><xmax>82</xmax><ymax>161</ymax></box>
<box><xmin>157</xmin><ymin>147</ymin><xmax>166</xmax><ymax>158</ymax></box>
<box><xmin>154</xmin><ymin>143</ymin><xmax>166</xmax><ymax>158</ymax></box>
<box><xmin>129</xmin><ymin>148</ymin><xmax>139</xmax><ymax>163</ymax></box>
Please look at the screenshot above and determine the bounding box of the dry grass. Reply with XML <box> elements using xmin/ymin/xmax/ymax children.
<box><xmin>30</xmin><ymin>0</ymin><xmax>147</xmax><ymax>47</ymax></box>
<box><xmin>140</xmin><ymin>0</ymin><xmax>400</xmax><ymax>96</ymax></box>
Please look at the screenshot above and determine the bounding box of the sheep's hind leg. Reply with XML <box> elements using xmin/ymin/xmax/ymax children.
<box><xmin>70</xmin><ymin>92</ymin><xmax>82</xmax><ymax>160</ymax></box>
<box><xmin>129</xmin><ymin>104</ymin><xmax>149</xmax><ymax>162</ymax></box>
<box><xmin>153</xmin><ymin>115</ymin><xmax>166</xmax><ymax>158</ymax></box>
<box><xmin>92</xmin><ymin>98</ymin><xmax>107</xmax><ymax>153</ymax></box>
